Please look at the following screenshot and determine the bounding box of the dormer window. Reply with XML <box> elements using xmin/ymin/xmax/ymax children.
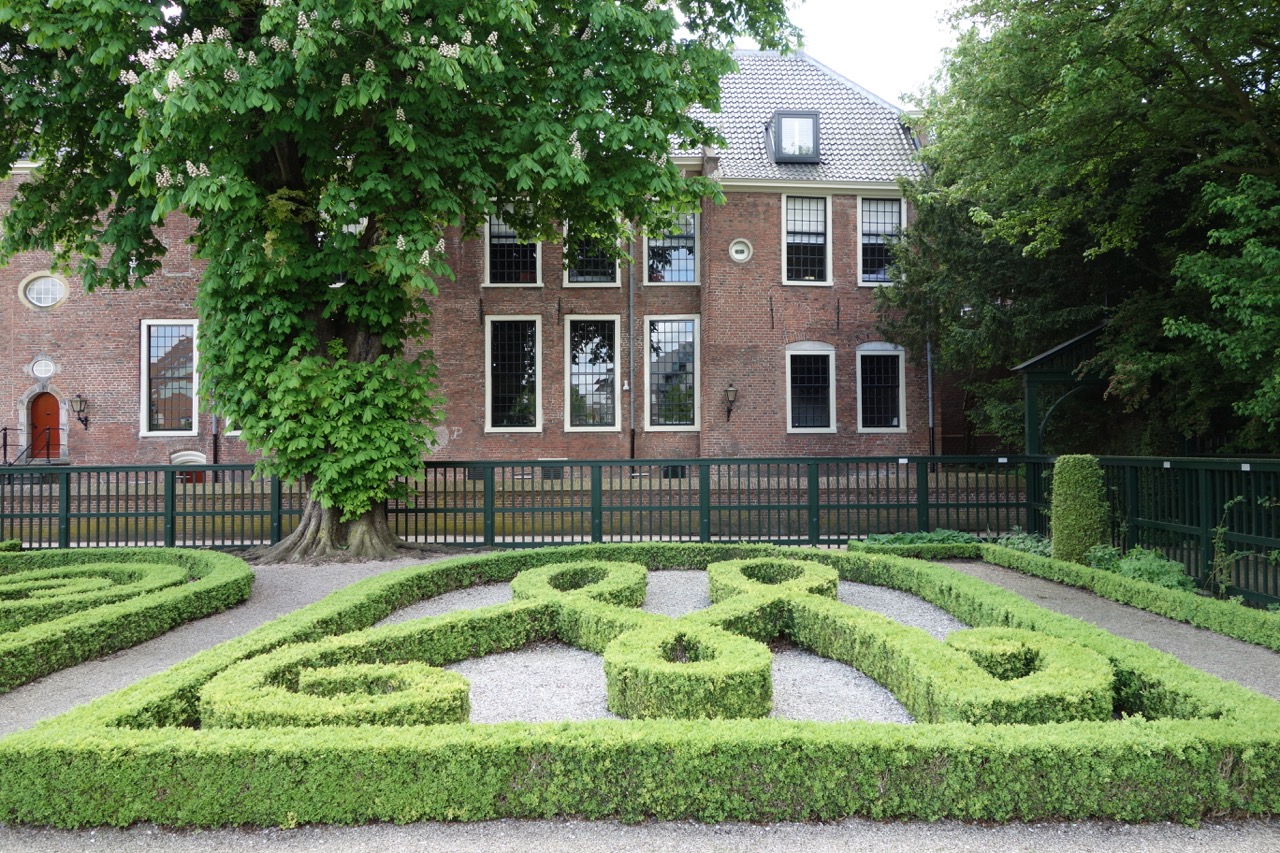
<box><xmin>771</xmin><ymin>110</ymin><xmax>820</xmax><ymax>163</ymax></box>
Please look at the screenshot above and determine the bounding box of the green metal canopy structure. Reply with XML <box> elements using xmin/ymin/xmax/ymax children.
<box><xmin>1012</xmin><ymin>325</ymin><xmax>1108</xmax><ymax>455</ymax></box>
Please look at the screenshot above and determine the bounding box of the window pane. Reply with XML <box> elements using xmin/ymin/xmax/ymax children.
<box><xmin>780</xmin><ymin>116</ymin><xmax>816</xmax><ymax>157</ymax></box>
<box><xmin>860</xmin><ymin>354</ymin><xmax>901</xmax><ymax>428</ymax></box>
<box><xmin>148</xmin><ymin>324</ymin><xmax>195</xmax><ymax>431</ymax></box>
<box><xmin>861</xmin><ymin>199</ymin><xmax>901</xmax><ymax>283</ymax></box>
<box><xmin>790</xmin><ymin>354</ymin><xmax>830</xmax><ymax>428</ymax></box>
<box><xmin>25</xmin><ymin>276</ymin><xmax>66</xmax><ymax>307</ymax></box>
<box><xmin>647</xmin><ymin>213</ymin><xmax>697</xmax><ymax>282</ymax></box>
<box><xmin>568</xmin><ymin>320</ymin><xmax>616</xmax><ymax>427</ymax></box>
<box><xmin>567</xmin><ymin>236</ymin><xmax>617</xmax><ymax>283</ymax></box>
<box><xmin>649</xmin><ymin>319</ymin><xmax>696</xmax><ymax>426</ymax></box>
<box><xmin>489</xmin><ymin>216</ymin><xmax>538</xmax><ymax>283</ymax></box>
<box><xmin>786</xmin><ymin>197</ymin><xmax>826</xmax><ymax>281</ymax></box>
<box><xmin>490</xmin><ymin>320</ymin><xmax>538</xmax><ymax>427</ymax></box>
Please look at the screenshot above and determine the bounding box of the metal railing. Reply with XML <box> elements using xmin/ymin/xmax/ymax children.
<box><xmin>1</xmin><ymin>455</ymin><xmax>1277</xmax><ymax>605</ymax></box>
<box><xmin>1</xmin><ymin>426</ymin><xmax>63</xmax><ymax>466</ymax></box>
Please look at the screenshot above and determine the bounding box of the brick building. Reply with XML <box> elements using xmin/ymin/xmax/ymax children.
<box><xmin>1</xmin><ymin>51</ymin><xmax>937</xmax><ymax>468</ymax></box>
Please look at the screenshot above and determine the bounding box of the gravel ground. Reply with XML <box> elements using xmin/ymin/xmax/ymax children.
<box><xmin>2</xmin><ymin>550</ymin><xmax>1278</xmax><ymax>852</ymax></box>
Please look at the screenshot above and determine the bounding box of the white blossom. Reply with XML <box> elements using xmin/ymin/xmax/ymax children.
<box><xmin>246</xmin><ymin>52</ymin><xmax>258</xmax><ymax>66</ymax></box>
<box><xmin>364</xmin><ymin>58</ymin><xmax>376</xmax><ymax>72</ymax></box>
<box><xmin>399</xmin><ymin>13</ymin><xmax>409</xmax><ymax>25</ymax></box>
<box><xmin>166</xmin><ymin>69</ymin><xmax>183</xmax><ymax>90</ymax></box>
<box><xmin>396</xmin><ymin>106</ymin><xmax>406</xmax><ymax>122</ymax></box>
<box><xmin>435</xmin><ymin>238</ymin><xmax>446</xmax><ymax>253</ymax></box>
<box><xmin>644</xmin><ymin>0</ymin><xmax>659</xmax><ymax>11</ymax></box>
<box><xmin>331</xmin><ymin>19</ymin><xmax>342</xmax><ymax>31</ymax></box>
<box><xmin>486</xmin><ymin>32</ymin><xmax>498</xmax><ymax>47</ymax></box>
<box><xmin>155</xmin><ymin>165</ymin><xmax>173</xmax><ymax>188</ymax></box>
<box><xmin>269</xmin><ymin>36</ymin><xmax>288</xmax><ymax>52</ymax></box>
<box><xmin>418</xmin><ymin>249</ymin><xmax>431</xmax><ymax>266</ymax></box>
<box><xmin>581</xmin><ymin>25</ymin><xmax>592</xmax><ymax>39</ymax></box>
<box><xmin>341</xmin><ymin>73</ymin><xmax>351</xmax><ymax>86</ymax></box>
<box><xmin>461</xmin><ymin>30</ymin><xmax>472</xmax><ymax>45</ymax></box>
<box><xmin>569</xmin><ymin>130</ymin><xmax>583</xmax><ymax>159</ymax></box>
<box><xmin>211</xmin><ymin>26</ymin><xmax>229</xmax><ymax>41</ymax></box>
<box><xmin>118</xmin><ymin>69</ymin><xmax>140</xmax><ymax>85</ymax></box>
<box><xmin>583</xmin><ymin>67</ymin><xmax>593</xmax><ymax>78</ymax></box>
<box><xmin>224</xmin><ymin>67</ymin><xmax>240</xmax><ymax>82</ymax></box>
<box><xmin>438</xmin><ymin>43</ymin><xmax>460</xmax><ymax>58</ymax></box>
<box><xmin>296</xmin><ymin>12</ymin><xmax>309</xmax><ymax>29</ymax></box>
<box><xmin>396</xmin><ymin>234</ymin><xmax>407</xmax><ymax>250</ymax></box>
<box><xmin>644</xmin><ymin>100</ymin><xmax>652</xmax><ymax>115</ymax></box>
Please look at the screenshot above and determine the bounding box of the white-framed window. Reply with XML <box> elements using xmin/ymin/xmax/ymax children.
<box><xmin>786</xmin><ymin>342</ymin><xmax>836</xmax><ymax>433</ymax></box>
<box><xmin>19</xmin><ymin>272</ymin><xmax>68</xmax><ymax>309</ymax></box>
<box><xmin>771</xmin><ymin>110</ymin><xmax>821</xmax><ymax>163</ymax></box>
<box><xmin>860</xmin><ymin>197</ymin><xmax>903</xmax><ymax>285</ymax></box>
<box><xmin>783</xmin><ymin>195</ymin><xmax>831</xmax><ymax>284</ymax></box>
<box><xmin>141</xmin><ymin>320</ymin><xmax>198</xmax><ymax>436</ymax></box>
<box><xmin>484</xmin><ymin>214</ymin><xmax>541</xmax><ymax>286</ymax></box>
<box><xmin>856</xmin><ymin>342</ymin><xmax>906</xmax><ymax>433</ymax></box>
<box><xmin>565</xmin><ymin>315</ymin><xmax>620</xmax><ymax>431</ymax></box>
<box><xmin>486</xmin><ymin>315</ymin><xmax>542</xmax><ymax>432</ymax></box>
<box><xmin>645</xmin><ymin>212</ymin><xmax>699</xmax><ymax>285</ymax></box>
<box><xmin>563</xmin><ymin>228</ymin><xmax>620</xmax><ymax>287</ymax></box>
<box><xmin>645</xmin><ymin>315</ymin><xmax>700</xmax><ymax>430</ymax></box>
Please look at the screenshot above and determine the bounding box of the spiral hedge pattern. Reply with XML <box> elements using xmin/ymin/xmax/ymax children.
<box><xmin>0</xmin><ymin>548</ymin><xmax>253</xmax><ymax>692</ymax></box>
<box><xmin>0</xmin><ymin>542</ymin><xmax>1277</xmax><ymax>827</ymax></box>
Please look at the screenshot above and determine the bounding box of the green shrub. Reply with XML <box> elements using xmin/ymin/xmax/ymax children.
<box><xmin>0</xmin><ymin>540</ymin><xmax>21</xmax><ymax>552</ymax></box>
<box><xmin>0</xmin><ymin>543</ymin><xmax>1277</xmax><ymax>827</ymax></box>
<box><xmin>864</xmin><ymin>530</ymin><xmax>981</xmax><ymax>545</ymax></box>
<box><xmin>993</xmin><ymin>527</ymin><xmax>1052</xmax><ymax>557</ymax></box>
<box><xmin>1087</xmin><ymin>545</ymin><xmax>1194</xmax><ymax>591</ymax></box>
<box><xmin>0</xmin><ymin>548</ymin><xmax>253</xmax><ymax>692</ymax></box>
<box><xmin>1049</xmin><ymin>455</ymin><xmax>1110</xmax><ymax>564</ymax></box>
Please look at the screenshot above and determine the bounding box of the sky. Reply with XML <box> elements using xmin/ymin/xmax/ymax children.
<box><xmin>746</xmin><ymin>0</ymin><xmax>961</xmax><ymax>110</ymax></box>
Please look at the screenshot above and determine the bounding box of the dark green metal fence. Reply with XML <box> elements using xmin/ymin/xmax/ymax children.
<box><xmin>2</xmin><ymin>455</ymin><xmax>1277</xmax><ymax>604</ymax></box>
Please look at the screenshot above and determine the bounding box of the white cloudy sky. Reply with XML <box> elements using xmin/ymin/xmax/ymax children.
<box><xmin>745</xmin><ymin>0</ymin><xmax>962</xmax><ymax>109</ymax></box>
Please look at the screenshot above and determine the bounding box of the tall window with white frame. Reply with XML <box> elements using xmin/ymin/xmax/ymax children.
<box><xmin>646</xmin><ymin>212</ymin><xmax>698</xmax><ymax>283</ymax></box>
<box><xmin>487</xmin><ymin>214</ymin><xmax>539</xmax><ymax>284</ymax></box>
<box><xmin>142</xmin><ymin>321</ymin><xmax>198</xmax><ymax>434</ymax></box>
<box><xmin>857</xmin><ymin>343</ymin><xmax>905</xmax><ymax>431</ymax></box>
<box><xmin>566</xmin><ymin>317</ymin><xmax>617</xmax><ymax>429</ymax></box>
<box><xmin>487</xmin><ymin>318</ymin><xmax>540</xmax><ymax>430</ymax></box>
<box><xmin>565</xmin><ymin>230</ymin><xmax>618</xmax><ymax>285</ymax></box>
<box><xmin>785</xmin><ymin>196</ymin><xmax>827</xmax><ymax>282</ymax></box>
<box><xmin>786</xmin><ymin>342</ymin><xmax>835</xmax><ymax>432</ymax></box>
<box><xmin>861</xmin><ymin>198</ymin><xmax>902</xmax><ymax>284</ymax></box>
<box><xmin>648</xmin><ymin>317</ymin><xmax>698</xmax><ymax>428</ymax></box>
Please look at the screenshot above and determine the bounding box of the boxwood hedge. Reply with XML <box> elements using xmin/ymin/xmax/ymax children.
<box><xmin>0</xmin><ymin>548</ymin><xmax>253</xmax><ymax>692</ymax></box>
<box><xmin>0</xmin><ymin>543</ymin><xmax>1276</xmax><ymax>827</ymax></box>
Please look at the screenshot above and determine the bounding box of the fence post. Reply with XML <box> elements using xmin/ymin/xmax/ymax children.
<box><xmin>699</xmin><ymin>463</ymin><xmax>711</xmax><ymax>543</ymax></box>
<box><xmin>483</xmin><ymin>466</ymin><xmax>496</xmax><ymax>547</ymax></box>
<box><xmin>269</xmin><ymin>476</ymin><xmax>282</xmax><ymax>544</ymax></box>
<box><xmin>807</xmin><ymin>462</ymin><xmax>820</xmax><ymax>544</ymax></box>
<box><xmin>57</xmin><ymin>470</ymin><xmax>72</xmax><ymax>549</ymax></box>
<box><xmin>916</xmin><ymin>459</ymin><xmax>930</xmax><ymax>533</ymax></box>
<box><xmin>1124</xmin><ymin>464</ymin><xmax>1139</xmax><ymax>551</ymax></box>
<box><xmin>1198</xmin><ymin>467</ymin><xmax>1214</xmax><ymax>587</ymax></box>
<box><xmin>163</xmin><ymin>468</ymin><xmax>176</xmax><ymax>547</ymax></box>
<box><xmin>590</xmin><ymin>464</ymin><xmax>603</xmax><ymax>543</ymax></box>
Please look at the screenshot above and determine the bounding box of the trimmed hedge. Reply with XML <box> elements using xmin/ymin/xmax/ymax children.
<box><xmin>0</xmin><ymin>543</ymin><xmax>1277</xmax><ymax>826</ymax></box>
<box><xmin>1049</xmin><ymin>455</ymin><xmax>1109</xmax><ymax>564</ymax></box>
<box><xmin>981</xmin><ymin>544</ymin><xmax>1280</xmax><ymax>651</ymax></box>
<box><xmin>0</xmin><ymin>548</ymin><xmax>253</xmax><ymax>692</ymax></box>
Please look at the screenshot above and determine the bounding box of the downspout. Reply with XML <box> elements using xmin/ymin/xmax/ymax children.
<box><xmin>627</xmin><ymin>239</ymin><xmax>636</xmax><ymax>462</ymax></box>
<box><xmin>926</xmin><ymin>339</ymin><xmax>935</xmax><ymax>456</ymax></box>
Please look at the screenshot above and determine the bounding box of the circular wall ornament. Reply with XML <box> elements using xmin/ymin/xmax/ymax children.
<box><xmin>728</xmin><ymin>239</ymin><xmax>754</xmax><ymax>263</ymax></box>
<box><xmin>31</xmin><ymin>359</ymin><xmax>56</xmax><ymax>379</ymax></box>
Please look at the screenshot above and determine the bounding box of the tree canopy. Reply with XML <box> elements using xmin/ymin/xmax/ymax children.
<box><xmin>880</xmin><ymin>0</ymin><xmax>1280</xmax><ymax>453</ymax></box>
<box><xmin>0</xmin><ymin>0</ymin><xmax>796</xmax><ymax>559</ymax></box>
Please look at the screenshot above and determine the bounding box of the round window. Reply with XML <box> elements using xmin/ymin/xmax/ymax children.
<box><xmin>31</xmin><ymin>359</ymin><xmax>56</xmax><ymax>379</ymax></box>
<box><xmin>23</xmin><ymin>275</ymin><xmax>67</xmax><ymax>308</ymax></box>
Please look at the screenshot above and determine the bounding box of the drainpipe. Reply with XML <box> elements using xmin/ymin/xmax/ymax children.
<box><xmin>628</xmin><ymin>239</ymin><xmax>636</xmax><ymax>461</ymax></box>
<box><xmin>926</xmin><ymin>339</ymin><xmax>936</xmax><ymax>456</ymax></box>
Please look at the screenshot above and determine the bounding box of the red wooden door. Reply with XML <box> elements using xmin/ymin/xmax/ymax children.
<box><xmin>29</xmin><ymin>392</ymin><xmax>60</xmax><ymax>459</ymax></box>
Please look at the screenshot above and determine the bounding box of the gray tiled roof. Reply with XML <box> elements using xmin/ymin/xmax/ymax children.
<box><xmin>691</xmin><ymin>51</ymin><xmax>924</xmax><ymax>184</ymax></box>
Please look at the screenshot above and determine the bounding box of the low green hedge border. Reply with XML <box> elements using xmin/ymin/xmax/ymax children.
<box><xmin>847</xmin><ymin>540</ymin><xmax>1280</xmax><ymax>652</ymax></box>
<box><xmin>0</xmin><ymin>543</ymin><xmax>1277</xmax><ymax>826</ymax></box>
<box><xmin>0</xmin><ymin>548</ymin><xmax>253</xmax><ymax>692</ymax></box>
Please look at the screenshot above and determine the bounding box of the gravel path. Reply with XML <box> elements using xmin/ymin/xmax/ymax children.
<box><xmin>2</xmin><ymin>550</ymin><xmax>1278</xmax><ymax>852</ymax></box>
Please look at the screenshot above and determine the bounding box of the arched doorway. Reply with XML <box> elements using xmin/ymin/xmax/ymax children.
<box><xmin>29</xmin><ymin>392</ymin><xmax>61</xmax><ymax>459</ymax></box>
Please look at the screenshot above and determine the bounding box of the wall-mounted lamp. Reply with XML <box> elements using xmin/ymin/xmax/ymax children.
<box><xmin>725</xmin><ymin>383</ymin><xmax>738</xmax><ymax>420</ymax></box>
<box><xmin>70</xmin><ymin>394</ymin><xmax>90</xmax><ymax>430</ymax></box>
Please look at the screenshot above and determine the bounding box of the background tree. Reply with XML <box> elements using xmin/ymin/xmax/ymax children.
<box><xmin>0</xmin><ymin>0</ymin><xmax>796</xmax><ymax>560</ymax></box>
<box><xmin>880</xmin><ymin>0</ymin><xmax>1280</xmax><ymax>453</ymax></box>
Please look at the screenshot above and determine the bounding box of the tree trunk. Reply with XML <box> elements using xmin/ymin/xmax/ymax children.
<box><xmin>253</xmin><ymin>493</ymin><xmax>407</xmax><ymax>563</ymax></box>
